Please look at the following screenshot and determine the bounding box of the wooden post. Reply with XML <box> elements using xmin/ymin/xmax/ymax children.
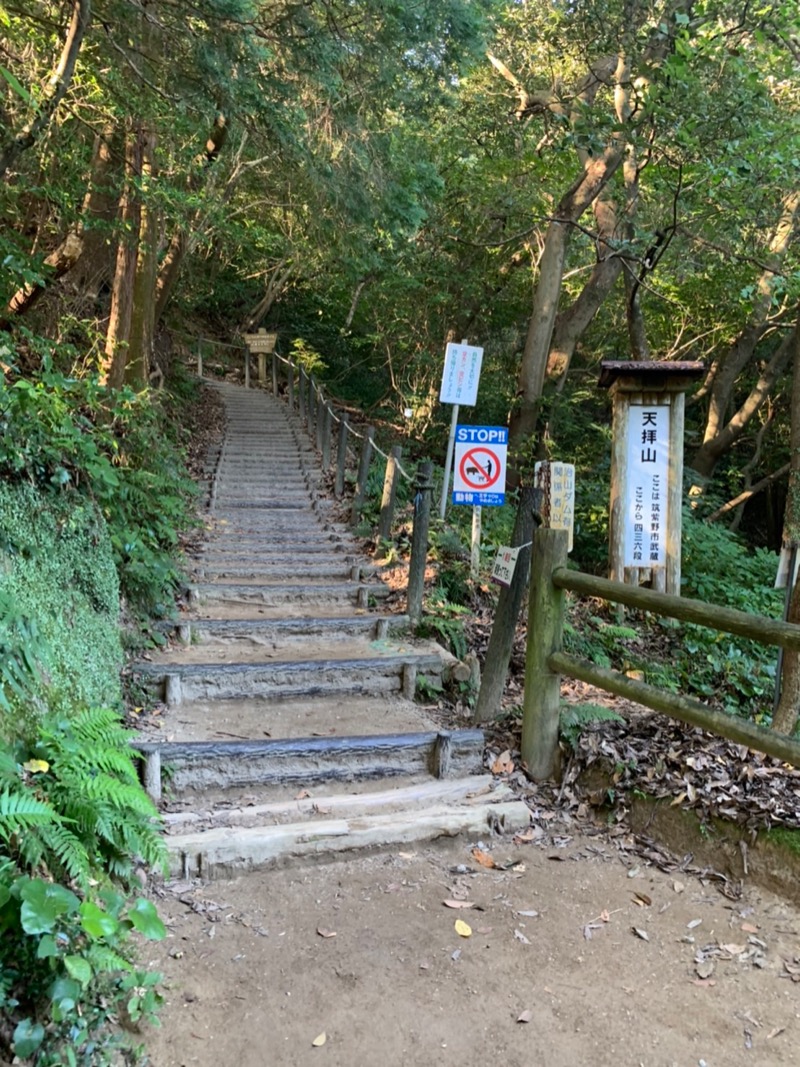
<box><xmin>608</xmin><ymin>390</ymin><xmax>628</xmax><ymax>585</ymax></box>
<box><xmin>352</xmin><ymin>426</ymin><xmax>375</xmax><ymax>525</ymax></box>
<box><xmin>299</xmin><ymin>368</ymin><xmax>307</xmax><ymax>424</ymax></box>
<box><xmin>520</xmin><ymin>528</ymin><xmax>568</xmax><ymax>780</ymax></box>
<box><xmin>666</xmin><ymin>392</ymin><xmax>685</xmax><ymax>596</ymax></box>
<box><xmin>196</xmin><ymin>342</ymin><xmax>203</xmax><ymax>377</ymax></box>
<box><xmin>287</xmin><ymin>362</ymin><xmax>295</xmax><ymax>410</ymax></box>
<box><xmin>322</xmin><ymin>404</ymin><xmax>333</xmax><ymax>469</ymax></box>
<box><xmin>335</xmin><ymin>412</ymin><xmax>350</xmax><ymax>497</ymax></box>
<box><xmin>244</xmin><ymin>349</ymin><xmax>250</xmax><ymax>389</ymax></box>
<box><xmin>258</xmin><ymin>351</ymin><xmax>267</xmax><ymax>385</ymax></box>
<box><xmin>308</xmin><ymin>378</ymin><xmax>317</xmax><ymax>440</ymax></box>
<box><xmin>143</xmin><ymin>749</ymin><xmax>162</xmax><ymax>803</ymax></box>
<box><xmin>470</xmin><ymin>506</ymin><xmax>482</xmax><ymax>578</ymax></box>
<box><xmin>378</xmin><ymin>445</ymin><xmax>402</xmax><ymax>541</ymax></box>
<box><xmin>271</xmin><ymin>352</ymin><xmax>279</xmax><ymax>397</ymax></box>
<box><xmin>315</xmin><ymin>390</ymin><xmax>325</xmax><ymax>453</ymax></box>
<box><xmin>474</xmin><ymin>486</ymin><xmax>538</xmax><ymax>722</ymax></box>
<box><xmin>407</xmin><ymin>461</ymin><xmax>434</xmax><ymax>624</ymax></box>
<box><xmin>439</xmin><ymin>402</ymin><xmax>459</xmax><ymax>520</ymax></box>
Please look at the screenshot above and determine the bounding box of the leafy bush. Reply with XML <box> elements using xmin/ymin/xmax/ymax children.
<box><xmin>0</xmin><ymin>708</ymin><xmax>167</xmax><ymax>1065</ymax></box>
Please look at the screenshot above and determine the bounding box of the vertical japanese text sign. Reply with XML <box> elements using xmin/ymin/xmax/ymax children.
<box><xmin>439</xmin><ymin>343</ymin><xmax>483</xmax><ymax>406</ymax></box>
<box><xmin>624</xmin><ymin>405</ymin><xmax>670</xmax><ymax>568</ymax></box>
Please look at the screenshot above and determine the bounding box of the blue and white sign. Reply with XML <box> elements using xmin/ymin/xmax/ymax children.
<box><xmin>439</xmin><ymin>343</ymin><xmax>483</xmax><ymax>406</ymax></box>
<box><xmin>452</xmin><ymin>425</ymin><xmax>508</xmax><ymax>507</ymax></box>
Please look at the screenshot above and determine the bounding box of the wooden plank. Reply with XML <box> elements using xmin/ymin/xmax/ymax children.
<box><xmin>549</xmin><ymin>650</ymin><xmax>800</xmax><ymax>767</ymax></box>
<box><xmin>552</xmin><ymin>567</ymin><xmax>800</xmax><ymax>651</ymax></box>
<box><xmin>168</xmin><ymin>800</ymin><xmax>532</xmax><ymax>878</ymax></box>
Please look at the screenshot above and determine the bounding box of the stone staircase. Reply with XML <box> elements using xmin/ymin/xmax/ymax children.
<box><xmin>134</xmin><ymin>382</ymin><xmax>529</xmax><ymax>878</ymax></box>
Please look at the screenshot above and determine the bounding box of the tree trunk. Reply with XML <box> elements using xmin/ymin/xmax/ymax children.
<box><xmin>125</xmin><ymin>124</ymin><xmax>158</xmax><ymax>387</ymax></box>
<box><xmin>3</xmin><ymin>232</ymin><xmax>84</xmax><ymax>319</ymax></box>
<box><xmin>66</xmin><ymin>124</ymin><xmax>121</xmax><ymax>299</ymax></box>
<box><xmin>0</xmin><ymin>0</ymin><xmax>92</xmax><ymax>180</ymax></box>
<box><xmin>772</xmin><ymin>315</ymin><xmax>800</xmax><ymax>736</ymax></box>
<box><xmin>103</xmin><ymin>128</ymin><xmax>143</xmax><ymax>389</ymax></box>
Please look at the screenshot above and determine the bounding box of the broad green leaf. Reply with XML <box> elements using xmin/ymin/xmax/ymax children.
<box><xmin>20</xmin><ymin>879</ymin><xmax>80</xmax><ymax>934</ymax></box>
<box><xmin>80</xmin><ymin>900</ymin><xmax>119</xmax><ymax>939</ymax></box>
<box><xmin>13</xmin><ymin>1019</ymin><xmax>45</xmax><ymax>1058</ymax></box>
<box><xmin>127</xmin><ymin>898</ymin><xmax>166</xmax><ymax>940</ymax></box>
<box><xmin>65</xmin><ymin>955</ymin><xmax>93</xmax><ymax>987</ymax></box>
<box><xmin>0</xmin><ymin>65</ymin><xmax>36</xmax><ymax>108</ymax></box>
<box><xmin>37</xmin><ymin>934</ymin><xmax>59</xmax><ymax>959</ymax></box>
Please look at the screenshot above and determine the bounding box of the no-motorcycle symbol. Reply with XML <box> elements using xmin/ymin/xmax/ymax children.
<box><xmin>452</xmin><ymin>426</ymin><xmax>507</xmax><ymax>507</ymax></box>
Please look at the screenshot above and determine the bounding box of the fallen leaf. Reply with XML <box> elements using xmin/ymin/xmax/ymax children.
<box><xmin>627</xmin><ymin>866</ymin><xmax>640</xmax><ymax>878</ymax></box>
<box><xmin>696</xmin><ymin>960</ymin><xmax>715</xmax><ymax>979</ymax></box>
<box><xmin>513</xmin><ymin>828</ymin><xmax>537</xmax><ymax>844</ymax></box>
<box><xmin>454</xmin><ymin>920</ymin><xmax>472</xmax><ymax>938</ymax></box>
<box><xmin>312</xmin><ymin>804</ymin><xmax>332</xmax><ymax>815</ymax></box>
<box><xmin>517</xmin><ymin>910</ymin><xmax>539</xmax><ymax>918</ymax></box>
<box><xmin>22</xmin><ymin>759</ymin><xmax>49</xmax><ymax>774</ymax></box>
<box><xmin>312</xmin><ymin>1033</ymin><xmax>326</xmax><ymax>1047</ymax></box>
<box><xmin>599</xmin><ymin>909</ymin><xmax>611</xmax><ymax>923</ymax></box>
<box><xmin>295</xmin><ymin>789</ymin><xmax>311</xmax><ymax>800</ymax></box>
<box><xmin>316</xmin><ymin>927</ymin><xmax>336</xmax><ymax>939</ymax></box>
<box><xmin>632</xmin><ymin>927</ymin><xmax>650</xmax><ymax>942</ymax></box>
<box><xmin>673</xmin><ymin>880</ymin><xmax>685</xmax><ymax>894</ymax></box>
<box><xmin>517</xmin><ymin>1010</ymin><xmax>532</xmax><ymax>1024</ymax></box>
<box><xmin>514</xmin><ymin>929</ymin><xmax>531</xmax><ymax>945</ymax></box>
<box><xmin>687</xmin><ymin>918</ymin><xmax>703</xmax><ymax>930</ymax></box>
<box><xmin>741</xmin><ymin>922</ymin><xmax>759</xmax><ymax>934</ymax></box>
<box><xmin>443</xmin><ymin>900</ymin><xmax>474</xmax><ymax>910</ymax></box>
<box><xmin>720</xmin><ymin>943</ymin><xmax>746</xmax><ymax>955</ymax></box>
<box><xmin>398</xmin><ymin>851</ymin><xmax>416</xmax><ymax>860</ymax></box>
<box><xmin>472</xmin><ymin>848</ymin><xmax>496</xmax><ymax>869</ymax></box>
<box><xmin>766</xmin><ymin>1027</ymin><xmax>785</xmax><ymax>1040</ymax></box>
<box><xmin>632</xmin><ymin>892</ymin><xmax>652</xmax><ymax>907</ymax></box>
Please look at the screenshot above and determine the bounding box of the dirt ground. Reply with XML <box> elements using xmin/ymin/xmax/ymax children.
<box><xmin>145</xmin><ymin>828</ymin><xmax>800</xmax><ymax>1067</ymax></box>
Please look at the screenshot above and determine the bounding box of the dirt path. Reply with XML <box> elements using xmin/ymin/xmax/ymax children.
<box><xmin>146</xmin><ymin>830</ymin><xmax>800</xmax><ymax>1067</ymax></box>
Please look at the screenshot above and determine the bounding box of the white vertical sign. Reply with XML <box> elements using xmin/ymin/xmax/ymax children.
<box><xmin>439</xmin><ymin>343</ymin><xmax>483</xmax><ymax>406</ymax></box>
<box><xmin>624</xmin><ymin>404</ymin><xmax>670</xmax><ymax>568</ymax></box>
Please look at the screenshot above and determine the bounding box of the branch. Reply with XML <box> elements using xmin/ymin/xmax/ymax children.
<box><xmin>0</xmin><ymin>0</ymin><xmax>91</xmax><ymax>180</ymax></box>
<box><xmin>707</xmin><ymin>463</ymin><xmax>789</xmax><ymax>522</ymax></box>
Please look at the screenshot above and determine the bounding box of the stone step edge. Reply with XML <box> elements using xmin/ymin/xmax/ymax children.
<box><xmin>163</xmin><ymin>774</ymin><xmax>512</xmax><ymax>833</ymax></box>
<box><xmin>166</xmin><ymin>798</ymin><xmax>531</xmax><ymax>879</ymax></box>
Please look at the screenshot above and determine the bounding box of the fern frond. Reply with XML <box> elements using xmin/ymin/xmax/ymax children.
<box><xmin>0</xmin><ymin>790</ymin><xmax>56</xmax><ymax>837</ymax></box>
<box><xmin>560</xmin><ymin>703</ymin><xmax>625</xmax><ymax>750</ymax></box>
<box><xmin>39</xmin><ymin>822</ymin><xmax>91</xmax><ymax>885</ymax></box>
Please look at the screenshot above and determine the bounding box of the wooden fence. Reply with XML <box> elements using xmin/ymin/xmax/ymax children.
<box><xmin>190</xmin><ymin>335</ymin><xmax>434</xmax><ymax>624</ymax></box>
<box><xmin>522</xmin><ymin>528</ymin><xmax>800</xmax><ymax>780</ymax></box>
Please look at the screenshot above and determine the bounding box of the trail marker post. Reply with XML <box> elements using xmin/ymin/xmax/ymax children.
<box><xmin>243</xmin><ymin>329</ymin><xmax>277</xmax><ymax>389</ymax></box>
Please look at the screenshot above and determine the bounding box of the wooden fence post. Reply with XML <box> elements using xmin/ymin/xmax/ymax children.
<box><xmin>315</xmin><ymin>390</ymin><xmax>325</xmax><ymax>452</ymax></box>
<box><xmin>520</xmin><ymin>528</ymin><xmax>568</xmax><ymax>780</ymax></box>
<box><xmin>287</xmin><ymin>362</ymin><xmax>295</xmax><ymax>410</ymax></box>
<box><xmin>244</xmin><ymin>349</ymin><xmax>250</xmax><ymax>389</ymax></box>
<box><xmin>322</xmin><ymin>404</ymin><xmax>334</xmax><ymax>469</ymax></box>
<box><xmin>258</xmin><ymin>351</ymin><xmax>267</xmax><ymax>385</ymax></box>
<box><xmin>407</xmin><ymin>461</ymin><xmax>433</xmax><ymax>624</ymax></box>
<box><xmin>335</xmin><ymin>412</ymin><xmax>350</xmax><ymax>497</ymax></box>
<box><xmin>378</xmin><ymin>445</ymin><xmax>402</xmax><ymax>541</ymax></box>
<box><xmin>298</xmin><ymin>368</ymin><xmax>307</xmax><ymax>424</ymax></box>
<box><xmin>474</xmin><ymin>486</ymin><xmax>539</xmax><ymax>722</ymax></box>
<box><xmin>197</xmin><ymin>342</ymin><xmax>203</xmax><ymax>377</ymax></box>
<box><xmin>271</xmin><ymin>352</ymin><xmax>279</xmax><ymax>396</ymax></box>
<box><xmin>308</xmin><ymin>378</ymin><xmax>317</xmax><ymax>440</ymax></box>
<box><xmin>352</xmin><ymin>426</ymin><xmax>375</xmax><ymax>525</ymax></box>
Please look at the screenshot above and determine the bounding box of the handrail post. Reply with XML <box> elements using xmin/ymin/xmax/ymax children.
<box><xmin>378</xmin><ymin>445</ymin><xmax>402</xmax><ymax>541</ymax></box>
<box><xmin>335</xmin><ymin>412</ymin><xmax>350</xmax><ymax>497</ymax></box>
<box><xmin>196</xmin><ymin>341</ymin><xmax>203</xmax><ymax>378</ymax></box>
<box><xmin>287</xmin><ymin>362</ymin><xmax>295</xmax><ymax>410</ymax></box>
<box><xmin>271</xmin><ymin>351</ymin><xmax>279</xmax><ymax>396</ymax></box>
<box><xmin>315</xmin><ymin>390</ymin><xmax>325</xmax><ymax>452</ymax></box>
<box><xmin>308</xmin><ymin>377</ymin><xmax>318</xmax><ymax>441</ymax></box>
<box><xmin>244</xmin><ymin>348</ymin><xmax>250</xmax><ymax>389</ymax></box>
<box><xmin>322</xmin><ymin>404</ymin><xmax>334</xmax><ymax>469</ymax></box>
<box><xmin>352</xmin><ymin>427</ymin><xmax>375</xmax><ymax>525</ymax></box>
<box><xmin>298</xmin><ymin>367</ymin><xmax>307</xmax><ymax>424</ymax></box>
<box><xmin>407</xmin><ymin>461</ymin><xmax>434</xmax><ymax>624</ymax></box>
<box><xmin>520</xmin><ymin>528</ymin><xmax>568</xmax><ymax>780</ymax></box>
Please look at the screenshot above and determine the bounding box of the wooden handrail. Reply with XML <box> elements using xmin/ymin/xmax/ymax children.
<box><xmin>552</xmin><ymin>567</ymin><xmax>800</xmax><ymax>651</ymax></box>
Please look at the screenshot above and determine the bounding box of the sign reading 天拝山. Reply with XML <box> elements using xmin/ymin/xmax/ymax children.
<box><xmin>624</xmin><ymin>404</ymin><xmax>670</xmax><ymax>568</ymax></box>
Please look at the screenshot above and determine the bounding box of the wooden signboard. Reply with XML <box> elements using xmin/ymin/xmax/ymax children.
<box><xmin>243</xmin><ymin>330</ymin><xmax>277</xmax><ymax>352</ymax></box>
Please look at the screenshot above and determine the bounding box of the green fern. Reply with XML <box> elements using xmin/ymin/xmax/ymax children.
<box><xmin>559</xmin><ymin>702</ymin><xmax>625</xmax><ymax>750</ymax></box>
<box><xmin>0</xmin><ymin>790</ymin><xmax>55</xmax><ymax>835</ymax></box>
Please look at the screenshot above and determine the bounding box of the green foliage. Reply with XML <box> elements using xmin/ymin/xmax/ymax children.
<box><xmin>559</xmin><ymin>703</ymin><xmax>625</xmax><ymax>750</ymax></box>
<box><xmin>0</xmin><ymin>482</ymin><xmax>122</xmax><ymax>721</ymax></box>
<box><xmin>0</xmin><ymin>360</ymin><xmax>197</xmax><ymax>618</ymax></box>
<box><xmin>0</xmin><ymin>708</ymin><xmax>166</xmax><ymax>1064</ymax></box>
<box><xmin>417</xmin><ymin>588</ymin><xmax>469</xmax><ymax>658</ymax></box>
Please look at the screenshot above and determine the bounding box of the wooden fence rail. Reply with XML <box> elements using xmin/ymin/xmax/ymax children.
<box><xmin>522</xmin><ymin>529</ymin><xmax>800</xmax><ymax>780</ymax></box>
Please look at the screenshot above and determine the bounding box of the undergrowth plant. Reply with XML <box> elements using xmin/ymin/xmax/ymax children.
<box><xmin>0</xmin><ymin>707</ymin><xmax>167</xmax><ymax>1065</ymax></box>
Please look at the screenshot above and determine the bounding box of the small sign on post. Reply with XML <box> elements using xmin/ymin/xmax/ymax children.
<box><xmin>243</xmin><ymin>330</ymin><xmax>278</xmax><ymax>352</ymax></box>
<box><xmin>491</xmin><ymin>546</ymin><xmax>520</xmax><ymax>587</ymax></box>
<box><xmin>534</xmin><ymin>461</ymin><xmax>575</xmax><ymax>551</ymax></box>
